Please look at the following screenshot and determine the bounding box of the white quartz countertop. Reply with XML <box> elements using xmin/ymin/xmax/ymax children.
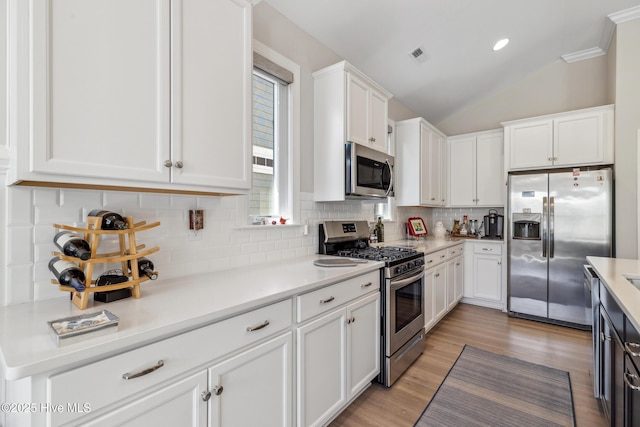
<box><xmin>0</xmin><ymin>255</ymin><xmax>383</xmax><ymax>381</ymax></box>
<box><xmin>587</xmin><ymin>256</ymin><xmax>640</xmax><ymax>332</ymax></box>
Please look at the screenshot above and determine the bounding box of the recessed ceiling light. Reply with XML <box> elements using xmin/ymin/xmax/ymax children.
<box><xmin>493</xmin><ymin>38</ymin><xmax>510</xmax><ymax>51</ymax></box>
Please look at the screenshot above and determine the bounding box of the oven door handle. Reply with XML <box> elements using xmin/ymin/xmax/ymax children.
<box><xmin>390</xmin><ymin>268</ymin><xmax>425</xmax><ymax>290</ymax></box>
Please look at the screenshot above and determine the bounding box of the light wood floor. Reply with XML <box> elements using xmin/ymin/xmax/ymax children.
<box><xmin>330</xmin><ymin>303</ymin><xmax>607</xmax><ymax>427</ymax></box>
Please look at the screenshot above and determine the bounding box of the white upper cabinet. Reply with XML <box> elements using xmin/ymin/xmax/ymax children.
<box><xmin>395</xmin><ymin>117</ymin><xmax>447</xmax><ymax>206</ymax></box>
<box><xmin>503</xmin><ymin>105</ymin><xmax>614</xmax><ymax>171</ymax></box>
<box><xmin>346</xmin><ymin>72</ymin><xmax>389</xmax><ymax>153</ymax></box>
<box><xmin>9</xmin><ymin>0</ymin><xmax>251</xmax><ymax>194</ymax></box>
<box><xmin>449</xmin><ymin>129</ymin><xmax>504</xmax><ymax>207</ymax></box>
<box><xmin>313</xmin><ymin>61</ymin><xmax>392</xmax><ymax>201</ymax></box>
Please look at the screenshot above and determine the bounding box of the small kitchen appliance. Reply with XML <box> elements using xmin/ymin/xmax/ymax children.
<box><xmin>483</xmin><ymin>209</ymin><xmax>504</xmax><ymax>239</ymax></box>
<box><xmin>319</xmin><ymin>220</ymin><xmax>425</xmax><ymax>387</ymax></box>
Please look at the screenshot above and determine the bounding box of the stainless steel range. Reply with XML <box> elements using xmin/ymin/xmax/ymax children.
<box><xmin>319</xmin><ymin>220</ymin><xmax>425</xmax><ymax>387</ymax></box>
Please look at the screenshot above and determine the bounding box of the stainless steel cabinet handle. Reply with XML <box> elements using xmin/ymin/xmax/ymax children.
<box><xmin>174</xmin><ymin>161</ymin><xmax>184</xmax><ymax>169</ymax></box>
<box><xmin>361</xmin><ymin>282</ymin><xmax>373</xmax><ymax>288</ymax></box>
<box><xmin>435</xmin><ymin>273</ymin><xmax>440</xmax><ymax>278</ymax></box>
<box><xmin>164</xmin><ymin>160</ymin><xmax>173</xmax><ymax>168</ymax></box>
<box><xmin>626</xmin><ymin>342</ymin><xmax>640</xmax><ymax>357</ymax></box>
<box><xmin>201</xmin><ymin>391</ymin><xmax>212</xmax><ymax>402</ymax></box>
<box><xmin>624</xmin><ymin>372</ymin><xmax>640</xmax><ymax>391</ymax></box>
<box><xmin>456</xmin><ymin>263</ymin><xmax>461</xmax><ymax>266</ymax></box>
<box><xmin>426</xmin><ymin>259</ymin><xmax>433</xmax><ymax>264</ymax></box>
<box><xmin>440</xmin><ymin>254</ymin><xmax>446</xmax><ymax>258</ymax></box>
<box><xmin>246</xmin><ymin>320</ymin><xmax>270</xmax><ymax>332</ymax></box>
<box><xmin>601</xmin><ymin>332</ymin><xmax>611</xmax><ymax>342</ymax></box>
<box><xmin>430</xmin><ymin>197</ymin><xmax>435</xmax><ymax>201</ymax></box>
<box><xmin>347</xmin><ymin>316</ymin><xmax>356</xmax><ymax>324</ymax></box>
<box><xmin>122</xmin><ymin>360</ymin><xmax>164</xmax><ymax>380</ymax></box>
<box><xmin>213</xmin><ymin>385</ymin><xmax>224</xmax><ymax>396</ymax></box>
<box><xmin>482</xmin><ymin>248</ymin><xmax>493</xmax><ymax>251</ymax></box>
<box><xmin>320</xmin><ymin>296</ymin><xmax>335</xmax><ymax>304</ymax></box>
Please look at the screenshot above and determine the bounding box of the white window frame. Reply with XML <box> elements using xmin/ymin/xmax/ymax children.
<box><xmin>250</xmin><ymin>41</ymin><xmax>300</xmax><ymax>224</ymax></box>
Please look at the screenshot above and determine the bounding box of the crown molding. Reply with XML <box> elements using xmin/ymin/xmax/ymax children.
<box><xmin>562</xmin><ymin>5</ymin><xmax>640</xmax><ymax>64</ymax></box>
<box><xmin>561</xmin><ymin>47</ymin><xmax>606</xmax><ymax>64</ymax></box>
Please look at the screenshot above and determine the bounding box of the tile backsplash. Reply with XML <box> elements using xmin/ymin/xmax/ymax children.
<box><xmin>2</xmin><ymin>183</ymin><xmax>502</xmax><ymax>306</ymax></box>
<box><xmin>2</xmin><ymin>187</ymin><xmax>404</xmax><ymax>306</ymax></box>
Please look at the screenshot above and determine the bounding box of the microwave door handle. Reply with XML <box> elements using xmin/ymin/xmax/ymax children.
<box><xmin>384</xmin><ymin>160</ymin><xmax>393</xmax><ymax>197</ymax></box>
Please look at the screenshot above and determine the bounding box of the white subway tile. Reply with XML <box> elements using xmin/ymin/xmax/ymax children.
<box><xmin>8</xmin><ymin>187</ymin><xmax>33</xmax><ymax>226</ymax></box>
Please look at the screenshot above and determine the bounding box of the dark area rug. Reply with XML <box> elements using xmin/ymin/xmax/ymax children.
<box><xmin>414</xmin><ymin>345</ymin><xmax>576</xmax><ymax>427</ymax></box>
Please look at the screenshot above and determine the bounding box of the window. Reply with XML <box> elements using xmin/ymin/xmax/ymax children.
<box><xmin>249</xmin><ymin>42</ymin><xmax>300</xmax><ymax>224</ymax></box>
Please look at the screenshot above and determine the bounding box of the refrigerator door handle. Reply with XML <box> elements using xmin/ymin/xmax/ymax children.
<box><xmin>549</xmin><ymin>196</ymin><xmax>555</xmax><ymax>258</ymax></box>
<box><xmin>542</xmin><ymin>196</ymin><xmax>548</xmax><ymax>258</ymax></box>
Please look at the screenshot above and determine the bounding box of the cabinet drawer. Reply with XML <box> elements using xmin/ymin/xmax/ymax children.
<box><xmin>47</xmin><ymin>299</ymin><xmax>292</xmax><ymax>425</ymax></box>
<box><xmin>447</xmin><ymin>244</ymin><xmax>464</xmax><ymax>258</ymax></box>
<box><xmin>424</xmin><ymin>249</ymin><xmax>448</xmax><ymax>268</ymax></box>
<box><xmin>473</xmin><ymin>243</ymin><xmax>502</xmax><ymax>255</ymax></box>
<box><xmin>297</xmin><ymin>270</ymin><xmax>379</xmax><ymax>323</ymax></box>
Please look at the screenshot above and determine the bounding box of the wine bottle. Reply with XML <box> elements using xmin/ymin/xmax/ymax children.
<box><xmin>53</xmin><ymin>231</ymin><xmax>91</xmax><ymax>260</ymax></box>
<box><xmin>48</xmin><ymin>257</ymin><xmax>87</xmax><ymax>291</ymax></box>
<box><xmin>128</xmin><ymin>257</ymin><xmax>158</xmax><ymax>280</ymax></box>
<box><xmin>87</xmin><ymin>209</ymin><xmax>128</xmax><ymax>230</ymax></box>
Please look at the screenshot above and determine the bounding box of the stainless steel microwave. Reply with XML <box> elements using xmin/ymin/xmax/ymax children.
<box><xmin>345</xmin><ymin>142</ymin><xmax>394</xmax><ymax>199</ymax></box>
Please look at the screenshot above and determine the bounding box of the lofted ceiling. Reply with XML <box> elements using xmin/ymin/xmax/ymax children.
<box><xmin>263</xmin><ymin>0</ymin><xmax>640</xmax><ymax>124</ymax></box>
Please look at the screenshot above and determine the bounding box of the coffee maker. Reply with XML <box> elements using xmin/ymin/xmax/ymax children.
<box><xmin>483</xmin><ymin>209</ymin><xmax>504</xmax><ymax>239</ymax></box>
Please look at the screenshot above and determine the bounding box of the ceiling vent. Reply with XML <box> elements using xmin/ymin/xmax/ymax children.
<box><xmin>409</xmin><ymin>46</ymin><xmax>428</xmax><ymax>64</ymax></box>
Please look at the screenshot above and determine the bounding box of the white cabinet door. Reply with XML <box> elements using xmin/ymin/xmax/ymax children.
<box><xmin>473</xmin><ymin>254</ymin><xmax>502</xmax><ymax>302</ymax></box>
<box><xmin>553</xmin><ymin>111</ymin><xmax>605</xmax><ymax>166</ymax></box>
<box><xmin>449</xmin><ymin>136</ymin><xmax>475</xmax><ymax>206</ymax></box>
<box><xmin>21</xmin><ymin>0</ymin><xmax>251</xmax><ymax>192</ymax></box>
<box><xmin>446</xmin><ymin>259</ymin><xmax>456</xmax><ymax>311</ymax></box>
<box><xmin>346</xmin><ymin>73</ymin><xmax>369</xmax><ymax>146</ymax></box>
<box><xmin>419</xmin><ymin>124</ymin><xmax>432</xmax><ymax>205</ymax></box>
<box><xmin>297</xmin><ymin>308</ymin><xmax>347</xmax><ymax>427</ymax></box>
<box><xmin>30</xmin><ymin>0</ymin><xmax>170</xmax><ymax>182</ymax></box>
<box><xmin>369</xmin><ymin>88</ymin><xmax>389</xmax><ymax>153</ymax></box>
<box><xmin>507</xmin><ymin>119</ymin><xmax>553</xmax><ymax>170</ymax></box>
<box><xmin>423</xmin><ymin>268</ymin><xmax>436</xmax><ymax>332</ymax></box>
<box><xmin>453</xmin><ymin>255</ymin><xmax>464</xmax><ymax>302</ymax></box>
<box><xmin>83</xmin><ymin>371</ymin><xmax>207</xmax><ymax>427</ymax></box>
<box><xmin>433</xmin><ymin>264</ymin><xmax>447</xmax><ymax>321</ymax></box>
<box><xmin>346</xmin><ymin>293</ymin><xmax>380</xmax><ymax>399</ymax></box>
<box><xmin>208</xmin><ymin>333</ymin><xmax>292</xmax><ymax>427</ymax></box>
<box><xmin>428</xmin><ymin>132</ymin><xmax>444</xmax><ymax>206</ymax></box>
<box><xmin>172</xmin><ymin>0</ymin><xmax>251</xmax><ymax>189</ymax></box>
<box><xmin>475</xmin><ymin>132</ymin><xmax>504</xmax><ymax>206</ymax></box>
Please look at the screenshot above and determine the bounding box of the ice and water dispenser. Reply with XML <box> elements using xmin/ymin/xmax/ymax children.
<box><xmin>512</xmin><ymin>212</ymin><xmax>541</xmax><ymax>240</ymax></box>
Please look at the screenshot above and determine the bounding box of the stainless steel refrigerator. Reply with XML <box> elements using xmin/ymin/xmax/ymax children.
<box><xmin>508</xmin><ymin>167</ymin><xmax>613</xmax><ymax>329</ymax></box>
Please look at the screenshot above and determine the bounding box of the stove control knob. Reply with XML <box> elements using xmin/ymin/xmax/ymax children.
<box><xmin>395</xmin><ymin>266</ymin><xmax>404</xmax><ymax>274</ymax></box>
<box><xmin>407</xmin><ymin>261</ymin><xmax>415</xmax><ymax>269</ymax></box>
<box><xmin>415</xmin><ymin>259</ymin><xmax>424</xmax><ymax>267</ymax></box>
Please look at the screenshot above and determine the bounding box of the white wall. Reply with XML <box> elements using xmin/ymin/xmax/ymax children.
<box><xmin>435</xmin><ymin>56</ymin><xmax>610</xmax><ymax>136</ymax></box>
<box><xmin>614</xmin><ymin>20</ymin><xmax>640</xmax><ymax>259</ymax></box>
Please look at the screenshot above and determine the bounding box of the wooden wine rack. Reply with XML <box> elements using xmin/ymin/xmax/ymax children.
<box><xmin>51</xmin><ymin>216</ymin><xmax>160</xmax><ymax>310</ymax></box>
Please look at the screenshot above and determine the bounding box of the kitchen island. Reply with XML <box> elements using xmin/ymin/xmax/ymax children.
<box><xmin>587</xmin><ymin>256</ymin><xmax>640</xmax><ymax>331</ymax></box>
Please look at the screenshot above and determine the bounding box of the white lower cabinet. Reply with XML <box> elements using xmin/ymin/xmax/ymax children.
<box><xmin>463</xmin><ymin>241</ymin><xmax>506</xmax><ymax>310</ymax></box>
<box><xmin>424</xmin><ymin>244</ymin><xmax>464</xmax><ymax>333</ymax></box>
<box><xmin>3</xmin><ymin>270</ymin><xmax>383</xmax><ymax>427</ymax></box>
<box><xmin>448</xmin><ymin>255</ymin><xmax>464</xmax><ymax>311</ymax></box>
<box><xmin>83</xmin><ymin>371</ymin><xmax>208</xmax><ymax>427</ymax></box>
<box><xmin>433</xmin><ymin>264</ymin><xmax>447</xmax><ymax>322</ymax></box>
<box><xmin>296</xmin><ymin>287</ymin><xmax>380</xmax><ymax>427</ymax></box>
<box><xmin>208</xmin><ymin>333</ymin><xmax>292</xmax><ymax>427</ymax></box>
